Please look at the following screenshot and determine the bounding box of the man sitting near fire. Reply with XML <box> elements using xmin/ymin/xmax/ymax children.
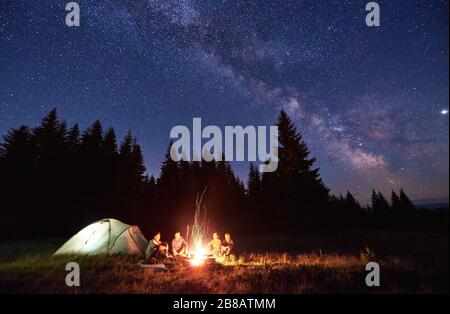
<box><xmin>171</xmin><ymin>232</ymin><xmax>187</xmax><ymax>257</ymax></box>
<box><xmin>145</xmin><ymin>232</ymin><xmax>170</xmax><ymax>263</ymax></box>
<box><xmin>207</xmin><ymin>232</ymin><xmax>222</xmax><ymax>257</ymax></box>
<box><xmin>220</xmin><ymin>233</ymin><xmax>234</xmax><ymax>256</ymax></box>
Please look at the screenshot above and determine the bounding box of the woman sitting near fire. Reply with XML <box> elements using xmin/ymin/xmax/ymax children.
<box><xmin>207</xmin><ymin>232</ymin><xmax>235</xmax><ymax>257</ymax></box>
<box><xmin>207</xmin><ymin>232</ymin><xmax>222</xmax><ymax>257</ymax></box>
<box><xmin>145</xmin><ymin>232</ymin><xmax>170</xmax><ymax>263</ymax></box>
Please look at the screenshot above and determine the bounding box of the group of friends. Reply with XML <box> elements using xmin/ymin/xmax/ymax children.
<box><xmin>145</xmin><ymin>231</ymin><xmax>234</xmax><ymax>263</ymax></box>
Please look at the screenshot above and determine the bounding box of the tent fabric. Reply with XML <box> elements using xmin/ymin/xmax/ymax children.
<box><xmin>54</xmin><ymin>218</ymin><xmax>148</xmax><ymax>256</ymax></box>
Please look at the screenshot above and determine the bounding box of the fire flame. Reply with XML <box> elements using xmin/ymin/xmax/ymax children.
<box><xmin>189</xmin><ymin>188</ymin><xmax>209</xmax><ymax>267</ymax></box>
<box><xmin>190</xmin><ymin>246</ymin><xmax>207</xmax><ymax>266</ymax></box>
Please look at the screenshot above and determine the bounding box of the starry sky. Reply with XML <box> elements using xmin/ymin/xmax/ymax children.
<box><xmin>0</xmin><ymin>0</ymin><xmax>448</xmax><ymax>204</ymax></box>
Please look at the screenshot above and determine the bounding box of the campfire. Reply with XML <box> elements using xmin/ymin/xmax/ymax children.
<box><xmin>186</xmin><ymin>188</ymin><xmax>211</xmax><ymax>267</ymax></box>
<box><xmin>189</xmin><ymin>246</ymin><xmax>207</xmax><ymax>266</ymax></box>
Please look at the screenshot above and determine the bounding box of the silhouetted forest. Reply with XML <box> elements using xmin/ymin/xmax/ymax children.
<box><xmin>0</xmin><ymin>109</ymin><xmax>448</xmax><ymax>240</ymax></box>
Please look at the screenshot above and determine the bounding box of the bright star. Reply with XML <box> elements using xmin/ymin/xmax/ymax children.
<box><xmin>441</xmin><ymin>109</ymin><xmax>449</xmax><ymax>115</ymax></box>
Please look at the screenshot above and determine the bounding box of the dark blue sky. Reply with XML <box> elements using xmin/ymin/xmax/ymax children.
<box><xmin>0</xmin><ymin>0</ymin><xmax>448</xmax><ymax>204</ymax></box>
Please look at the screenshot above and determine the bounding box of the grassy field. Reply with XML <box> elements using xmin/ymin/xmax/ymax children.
<box><xmin>0</xmin><ymin>231</ymin><xmax>448</xmax><ymax>293</ymax></box>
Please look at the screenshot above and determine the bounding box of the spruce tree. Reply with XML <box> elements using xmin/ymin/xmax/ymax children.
<box><xmin>371</xmin><ymin>191</ymin><xmax>390</xmax><ymax>228</ymax></box>
<box><xmin>272</xmin><ymin>110</ymin><xmax>330</xmax><ymax>231</ymax></box>
<box><xmin>247</xmin><ymin>163</ymin><xmax>261</xmax><ymax>199</ymax></box>
<box><xmin>391</xmin><ymin>191</ymin><xmax>401</xmax><ymax>212</ymax></box>
<box><xmin>157</xmin><ymin>143</ymin><xmax>180</xmax><ymax>230</ymax></box>
<box><xmin>103</xmin><ymin>128</ymin><xmax>118</xmax><ymax>159</ymax></box>
<box><xmin>0</xmin><ymin>126</ymin><xmax>34</xmax><ymax>238</ymax></box>
<box><xmin>377</xmin><ymin>191</ymin><xmax>390</xmax><ymax>213</ymax></box>
<box><xmin>246</xmin><ymin>162</ymin><xmax>262</xmax><ymax>231</ymax></box>
<box><xmin>399</xmin><ymin>189</ymin><xmax>415</xmax><ymax>213</ymax></box>
<box><xmin>158</xmin><ymin>142</ymin><xmax>179</xmax><ymax>191</ymax></box>
<box><xmin>131</xmin><ymin>143</ymin><xmax>146</xmax><ymax>185</ymax></box>
<box><xmin>31</xmin><ymin>109</ymin><xmax>69</xmax><ymax>236</ymax></box>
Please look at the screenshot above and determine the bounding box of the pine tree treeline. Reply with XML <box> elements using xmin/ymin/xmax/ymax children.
<box><xmin>329</xmin><ymin>189</ymin><xmax>448</xmax><ymax>230</ymax></box>
<box><xmin>0</xmin><ymin>109</ymin><xmax>447</xmax><ymax>240</ymax></box>
<box><xmin>0</xmin><ymin>109</ymin><xmax>246</xmax><ymax>239</ymax></box>
<box><xmin>155</xmin><ymin>145</ymin><xmax>246</xmax><ymax>236</ymax></box>
<box><xmin>0</xmin><ymin>109</ymin><xmax>150</xmax><ymax>239</ymax></box>
<box><xmin>245</xmin><ymin>110</ymin><xmax>447</xmax><ymax>232</ymax></box>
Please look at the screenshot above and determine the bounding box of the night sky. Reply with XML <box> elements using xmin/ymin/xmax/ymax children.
<box><xmin>0</xmin><ymin>0</ymin><xmax>448</xmax><ymax>204</ymax></box>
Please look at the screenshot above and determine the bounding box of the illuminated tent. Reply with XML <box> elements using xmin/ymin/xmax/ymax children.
<box><xmin>54</xmin><ymin>218</ymin><xmax>148</xmax><ymax>255</ymax></box>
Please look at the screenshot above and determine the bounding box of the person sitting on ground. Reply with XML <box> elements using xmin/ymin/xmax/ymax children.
<box><xmin>207</xmin><ymin>232</ymin><xmax>222</xmax><ymax>257</ymax></box>
<box><xmin>220</xmin><ymin>233</ymin><xmax>234</xmax><ymax>256</ymax></box>
<box><xmin>171</xmin><ymin>232</ymin><xmax>187</xmax><ymax>257</ymax></box>
<box><xmin>145</xmin><ymin>232</ymin><xmax>170</xmax><ymax>263</ymax></box>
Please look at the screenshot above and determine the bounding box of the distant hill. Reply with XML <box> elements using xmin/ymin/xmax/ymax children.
<box><xmin>414</xmin><ymin>201</ymin><xmax>449</xmax><ymax>210</ymax></box>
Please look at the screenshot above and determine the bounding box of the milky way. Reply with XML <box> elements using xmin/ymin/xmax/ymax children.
<box><xmin>0</xmin><ymin>0</ymin><xmax>448</xmax><ymax>204</ymax></box>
